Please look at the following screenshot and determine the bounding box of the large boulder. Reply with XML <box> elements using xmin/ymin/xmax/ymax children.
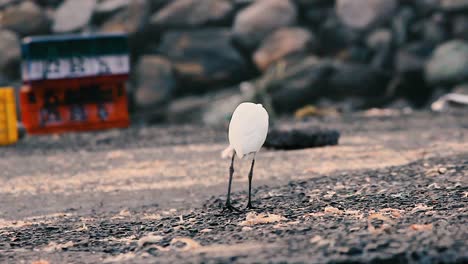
<box><xmin>318</xmin><ymin>15</ymin><xmax>361</xmax><ymax>54</ymax></box>
<box><xmin>134</xmin><ymin>56</ymin><xmax>176</xmax><ymax>109</ymax></box>
<box><xmin>94</xmin><ymin>0</ymin><xmax>131</xmax><ymax>18</ymax></box>
<box><xmin>452</xmin><ymin>15</ymin><xmax>468</xmax><ymax>40</ymax></box>
<box><xmin>99</xmin><ymin>0</ymin><xmax>149</xmax><ymax>35</ymax></box>
<box><xmin>53</xmin><ymin>0</ymin><xmax>96</xmax><ymax>33</ymax></box>
<box><xmin>0</xmin><ymin>1</ymin><xmax>49</xmax><ymax>36</ymax></box>
<box><xmin>336</xmin><ymin>0</ymin><xmax>398</xmax><ymax>30</ymax></box>
<box><xmin>158</xmin><ymin>29</ymin><xmax>247</xmax><ymax>93</ymax></box>
<box><xmin>253</xmin><ymin>27</ymin><xmax>316</xmax><ymax>71</ymax></box>
<box><xmin>327</xmin><ymin>61</ymin><xmax>390</xmax><ymax>98</ymax></box>
<box><xmin>255</xmin><ymin>56</ymin><xmax>335</xmax><ymax>112</ymax></box>
<box><xmin>0</xmin><ymin>30</ymin><xmax>20</xmax><ymax>78</ymax></box>
<box><xmin>233</xmin><ymin>0</ymin><xmax>297</xmax><ymax>50</ymax></box>
<box><xmin>440</xmin><ymin>0</ymin><xmax>468</xmax><ymax>11</ymax></box>
<box><xmin>167</xmin><ymin>87</ymin><xmax>246</xmax><ymax>126</ymax></box>
<box><xmin>253</xmin><ymin>56</ymin><xmax>389</xmax><ymax>112</ymax></box>
<box><xmin>395</xmin><ymin>42</ymin><xmax>434</xmax><ymax>74</ymax></box>
<box><xmin>425</xmin><ymin>40</ymin><xmax>468</xmax><ymax>85</ymax></box>
<box><xmin>150</xmin><ymin>0</ymin><xmax>233</xmax><ymax>29</ymax></box>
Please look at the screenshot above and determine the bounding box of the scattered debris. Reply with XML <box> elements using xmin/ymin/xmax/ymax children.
<box><xmin>137</xmin><ymin>234</ymin><xmax>164</xmax><ymax>249</ymax></box>
<box><xmin>42</xmin><ymin>241</ymin><xmax>74</xmax><ymax>252</ymax></box>
<box><xmin>75</xmin><ymin>222</ymin><xmax>88</xmax><ymax>232</ymax></box>
<box><xmin>294</xmin><ymin>105</ymin><xmax>340</xmax><ymax>119</ymax></box>
<box><xmin>309</xmin><ymin>235</ymin><xmax>332</xmax><ymax>247</ymax></box>
<box><xmin>362</xmin><ymin>108</ymin><xmax>402</xmax><ymax>117</ymax></box>
<box><xmin>425</xmin><ymin>166</ymin><xmax>449</xmax><ymax>176</ymax></box>
<box><xmin>367</xmin><ymin>213</ymin><xmax>395</xmax><ymax>234</ymax></box>
<box><xmin>431</xmin><ymin>93</ymin><xmax>468</xmax><ymax>112</ymax></box>
<box><xmin>380</xmin><ymin>208</ymin><xmax>404</xmax><ymax>218</ymax></box>
<box><xmin>111</xmin><ymin>209</ymin><xmax>131</xmax><ymax>219</ymax></box>
<box><xmin>324</xmin><ymin>207</ymin><xmax>342</xmax><ymax>214</ymax></box>
<box><xmin>170</xmin><ymin>237</ymin><xmax>201</xmax><ymax>251</ymax></box>
<box><xmin>438</xmin><ymin>167</ymin><xmax>447</xmax><ymax>174</ymax></box>
<box><xmin>241</xmin><ymin>226</ymin><xmax>253</xmax><ymax>232</ymax></box>
<box><xmin>410</xmin><ymin>223</ymin><xmax>433</xmax><ymax>231</ymax></box>
<box><xmin>104</xmin><ymin>252</ymin><xmax>138</xmax><ymax>263</ymax></box>
<box><xmin>239</xmin><ymin>212</ymin><xmax>286</xmax><ymax>226</ymax></box>
<box><xmin>411</xmin><ymin>204</ymin><xmax>434</xmax><ymax>214</ymax></box>
<box><xmin>141</xmin><ymin>213</ymin><xmax>162</xmax><ymax>220</ymax></box>
<box><xmin>31</xmin><ymin>261</ymin><xmax>50</xmax><ymax>264</ymax></box>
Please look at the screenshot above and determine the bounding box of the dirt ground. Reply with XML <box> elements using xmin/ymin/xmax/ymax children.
<box><xmin>0</xmin><ymin>110</ymin><xmax>467</xmax><ymax>263</ymax></box>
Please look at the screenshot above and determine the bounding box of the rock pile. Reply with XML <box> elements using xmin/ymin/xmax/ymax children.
<box><xmin>0</xmin><ymin>0</ymin><xmax>467</xmax><ymax>125</ymax></box>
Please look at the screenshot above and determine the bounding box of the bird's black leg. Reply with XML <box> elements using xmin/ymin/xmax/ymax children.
<box><xmin>224</xmin><ymin>153</ymin><xmax>240</xmax><ymax>212</ymax></box>
<box><xmin>246</xmin><ymin>157</ymin><xmax>256</xmax><ymax>209</ymax></box>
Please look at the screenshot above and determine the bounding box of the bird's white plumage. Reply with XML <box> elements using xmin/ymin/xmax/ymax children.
<box><xmin>228</xmin><ymin>102</ymin><xmax>269</xmax><ymax>158</ymax></box>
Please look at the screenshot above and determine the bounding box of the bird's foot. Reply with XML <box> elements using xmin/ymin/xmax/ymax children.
<box><xmin>223</xmin><ymin>203</ymin><xmax>241</xmax><ymax>213</ymax></box>
<box><xmin>246</xmin><ymin>202</ymin><xmax>256</xmax><ymax>210</ymax></box>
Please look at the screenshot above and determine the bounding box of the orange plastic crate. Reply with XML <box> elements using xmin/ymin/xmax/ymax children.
<box><xmin>0</xmin><ymin>87</ymin><xmax>18</xmax><ymax>145</ymax></box>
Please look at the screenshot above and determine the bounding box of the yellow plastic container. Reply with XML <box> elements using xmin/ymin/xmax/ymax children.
<box><xmin>0</xmin><ymin>87</ymin><xmax>18</xmax><ymax>145</ymax></box>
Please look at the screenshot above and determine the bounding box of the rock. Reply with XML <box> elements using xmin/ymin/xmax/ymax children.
<box><xmin>294</xmin><ymin>0</ymin><xmax>333</xmax><ymax>8</ymax></box>
<box><xmin>328</xmin><ymin>61</ymin><xmax>390</xmax><ymax>98</ymax></box>
<box><xmin>0</xmin><ymin>1</ymin><xmax>49</xmax><ymax>36</ymax></box>
<box><xmin>150</xmin><ymin>0</ymin><xmax>233</xmax><ymax>29</ymax></box>
<box><xmin>452</xmin><ymin>15</ymin><xmax>468</xmax><ymax>40</ymax></box>
<box><xmin>440</xmin><ymin>0</ymin><xmax>468</xmax><ymax>11</ymax></box>
<box><xmin>256</xmin><ymin>56</ymin><xmax>335</xmax><ymax>112</ymax></box>
<box><xmin>411</xmin><ymin>0</ymin><xmax>440</xmax><ymax>15</ymax></box>
<box><xmin>100</xmin><ymin>0</ymin><xmax>149</xmax><ymax>35</ymax></box>
<box><xmin>396</xmin><ymin>42</ymin><xmax>434</xmax><ymax>73</ymax></box>
<box><xmin>336</xmin><ymin>0</ymin><xmax>397</xmax><ymax>30</ymax></box>
<box><xmin>253</xmin><ymin>27</ymin><xmax>315</xmax><ymax>71</ymax></box>
<box><xmin>158</xmin><ymin>29</ymin><xmax>247</xmax><ymax>93</ymax></box>
<box><xmin>148</xmin><ymin>0</ymin><xmax>171</xmax><ymax>12</ymax></box>
<box><xmin>167</xmin><ymin>95</ymin><xmax>208</xmax><ymax>124</ymax></box>
<box><xmin>53</xmin><ymin>0</ymin><xmax>96</xmax><ymax>33</ymax></box>
<box><xmin>392</xmin><ymin>7</ymin><xmax>415</xmax><ymax>47</ymax></box>
<box><xmin>233</xmin><ymin>0</ymin><xmax>297</xmax><ymax>50</ymax></box>
<box><xmin>418</xmin><ymin>13</ymin><xmax>448</xmax><ymax>44</ymax></box>
<box><xmin>95</xmin><ymin>0</ymin><xmax>131</xmax><ymax>17</ymax></box>
<box><xmin>425</xmin><ymin>40</ymin><xmax>468</xmax><ymax>85</ymax></box>
<box><xmin>202</xmin><ymin>89</ymin><xmax>244</xmax><ymax>126</ymax></box>
<box><xmin>34</xmin><ymin>0</ymin><xmax>63</xmax><ymax>8</ymax></box>
<box><xmin>134</xmin><ymin>56</ymin><xmax>176</xmax><ymax>109</ymax></box>
<box><xmin>0</xmin><ymin>0</ymin><xmax>16</xmax><ymax>8</ymax></box>
<box><xmin>366</xmin><ymin>30</ymin><xmax>393</xmax><ymax>68</ymax></box>
<box><xmin>318</xmin><ymin>15</ymin><xmax>361</xmax><ymax>54</ymax></box>
<box><xmin>304</xmin><ymin>7</ymin><xmax>333</xmax><ymax>26</ymax></box>
<box><xmin>0</xmin><ymin>30</ymin><xmax>20</xmax><ymax>78</ymax></box>
<box><xmin>366</xmin><ymin>29</ymin><xmax>392</xmax><ymax>50</ymax></box>
<box><xmin>167</xmin><ymin>88</ymin><xmax>243</xmax><ymax>126</ymax></box>
<box><xmin>453</xmin><ymin>82</ymin><xmax>468</xmax><ymax>94</ymax></box>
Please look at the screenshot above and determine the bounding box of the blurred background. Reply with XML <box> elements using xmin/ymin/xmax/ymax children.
<box><xmin>0</xmin><ymin>0</ymin><xmax>467</xmax><ymax>127</ymax></box>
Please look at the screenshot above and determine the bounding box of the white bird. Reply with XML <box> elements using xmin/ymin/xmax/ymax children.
<box><xmin>223</xmin><ymin>102</ymin><xmax>269</xmax><ymax>211</ymax></box>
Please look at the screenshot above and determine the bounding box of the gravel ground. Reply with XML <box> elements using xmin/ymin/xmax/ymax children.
<box><xmin>0</xmin><ymin>110</ymin><xmax>467</xmax><ymax>263</ymax></box>
<box><xmin>0</xmin><ymin>154</ymin><xmax>466</xmax><ymax>263</ymax></box>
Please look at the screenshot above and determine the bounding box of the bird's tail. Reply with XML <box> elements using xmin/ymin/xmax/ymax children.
<box><xmin>221</xmin><ymin>145</ymin><xmax>235</xmax><ymax>159</ymax></box>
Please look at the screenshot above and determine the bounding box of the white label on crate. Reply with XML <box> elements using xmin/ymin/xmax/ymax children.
<box><xmin>22</xmin><ymin>55</ymin><xmax>129</xmax><ymax>81</ymax></box>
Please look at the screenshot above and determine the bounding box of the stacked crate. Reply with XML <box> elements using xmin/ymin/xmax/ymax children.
<box><xmin>20</xmin><ymin>34</ymin><xmax>130</xmax><ymax>134</ymax></box>
<box><xmin>0</xmin><ymin>88</ymin><xmax>18</xmax><ymax>145</ymax></box>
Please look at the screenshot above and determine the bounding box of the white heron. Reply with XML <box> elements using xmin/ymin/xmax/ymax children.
<box><xmin>222</xmin><ymin>102</ymin><xmax>269</xmax><ymax>211</ymax></box>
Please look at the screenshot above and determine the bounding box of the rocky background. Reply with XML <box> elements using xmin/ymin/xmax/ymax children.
<box><xmin>0</xmin><ymin>0</ymin><xmax>467</xmax><ymax>126</ymax></box>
